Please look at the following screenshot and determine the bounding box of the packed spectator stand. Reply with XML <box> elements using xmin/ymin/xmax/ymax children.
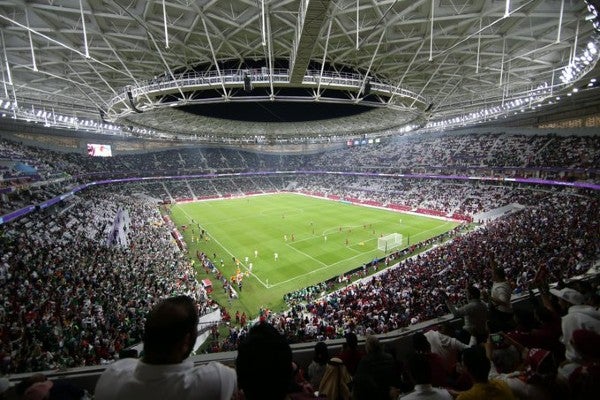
<box><xmin>0</xmin><ymin>130</ymin><xmax>599</xmax><ymax>399</ymax></box>
<box><xmin>0</xmin><ymin>190</ymin><xmax>212</xmax><ymax>374</ymax></box>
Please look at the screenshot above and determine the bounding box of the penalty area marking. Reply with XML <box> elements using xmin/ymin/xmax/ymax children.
<box><xmin>321</xmin><ymin>224</ymin><xmax>363</xmax><ymax>237</ymax></box>
<box><xmin>267</xmin><ymin>241</ymin><xmax>380</xmax><ymax>289</ymax></box>
<box><xmin>265</xmin><ymin>222</ymin><xmax>457</xmax><ymax>289</ymax></box>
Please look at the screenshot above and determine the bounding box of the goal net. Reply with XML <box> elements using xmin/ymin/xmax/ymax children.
<box><xmin>377</xmin><ymin>233</ymin><xmax>403</xmax><ymax>252</ymax></box>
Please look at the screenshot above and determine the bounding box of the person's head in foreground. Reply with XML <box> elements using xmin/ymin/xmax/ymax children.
<box><xmin>143</xmin><ymin>295</ymin><xmax>199</xmax><ymax>364</ymax></box>
<box><xmin>236</xmin><ymin>322</ymin><xmax>293</xmax><ymax>400</ymax></box>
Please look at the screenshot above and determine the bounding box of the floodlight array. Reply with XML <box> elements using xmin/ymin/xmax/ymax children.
<box><xmin>560</xmin><ymin>40</ymin><xmax>598</xmax><ymax>84</ymax></box>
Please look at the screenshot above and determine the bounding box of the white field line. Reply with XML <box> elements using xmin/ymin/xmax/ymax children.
<box><xmin>175</xmin><ymin>204</ymin><xmax>270</xmax><ymax>289</ymax></box>
<box><xmin>269</xmin><ymin>221</ymin><xmax>456</xmax><ymax>288</ymax></box>
<box><xmin>269</xmin><ymin>240</ymin><xmax>377</xmax><ymax>288</ymax></box>
<box><xmin>176</xmin><ymin>200</ymin><xmax>456</xmax><ymax>290</ymax></box>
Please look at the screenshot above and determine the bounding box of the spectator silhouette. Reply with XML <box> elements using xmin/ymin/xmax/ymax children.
<box><xmin>318</xmin><ymin>358</ymin><xmax>352</xmax><ymax>400</ymax></box>
<box><xmin>411</xmin><ymin>332</ymin><xmax>448</xmax><ymax>387</ymax></box>
<box><xmin>559</xmin><ymin>328</ymin><xmax>600</xmax><ymax>399</ymax></box>
<box><xmin>454</xmin><ymin>346</ymin><xmax>516</xmax><ymax>400</ymax></box>
<box><xmin>445</xmin><ymin>286</ymin><xmax>488</xmax><ymax>345</ymax></box>
<box><xmin>487</xmin><ymin>267</ymin><xmax>514</xmax><ymax>333</ymax></box>
<box><xmin>307</xmin><ymin>341</ymin><xmax>329</xmax><ymax>389</ymax></box>
<box><xmin>94</xmin><ymin>295</ymin><xmax>236</xmax><ymax>400</ymax></box>
<box><xmin>549</xmin><ymin>287</ymin><xmax>600</xmax><ymax>363</ymax></box>
<box><xmin>353</xmin><ymin>335</ymin><xmax>396</xmax><ymax>400</ymax></box>
<box><xmin>236</xmin><ymin>322</ymin><xmax>293</xmax><ymax>400</ymax></box>
<box><xmin>424</xmin><ymin>323</ymin><xmax>469</xmax><ymax>376</ymax></box>
<box><xmin>396</xmin><ymin>353</ymin><xmax>452</xmax><ymax>399</ymax></box>
<box><xmin>338</xmin><ymin>332</ymin><xmax>364</xmax><ymax>376</ymax></box>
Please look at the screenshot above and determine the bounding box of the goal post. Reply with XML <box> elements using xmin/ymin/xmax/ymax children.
<box><xmin>377</xmin><ymin>233</ymin><xmax>403</xmax><ymax>252</ymax></box>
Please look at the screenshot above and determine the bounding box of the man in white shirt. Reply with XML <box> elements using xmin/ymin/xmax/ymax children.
<box><xmin>488</xmin><ymin>267</ymin><xmax>514</xmax><ymax>332</ymax></box>
<box><xmin>550</xmin><ymin>287</ymin><xmax>600</xmax><ymax>362</ymax></box>
<box><xmin>424</xmin><ymin>324</ymin><xmax>469</xmax><ymax>374</ymax></box>
<box><xmin>95</xmin><ymin>296</ymin><xmax>236</xmax><ymax>400</ymax></box>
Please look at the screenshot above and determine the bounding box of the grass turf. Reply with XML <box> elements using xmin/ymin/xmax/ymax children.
<box><xmin>168</xmin><ymin>193</ymin><xmax>459</xmax><ymax>317</ymax></box>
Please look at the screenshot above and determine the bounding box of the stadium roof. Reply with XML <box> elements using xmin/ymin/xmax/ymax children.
<box><xmin>0</xmin><ymin>0</ymin><xmax>598</xmax><ymax>142</ymax></box>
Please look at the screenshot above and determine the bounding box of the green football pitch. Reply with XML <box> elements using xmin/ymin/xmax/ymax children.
<box><xmin>168</xmin><ymin>193</ymin><xmax>459</xmax><ymax>317</ymax></box>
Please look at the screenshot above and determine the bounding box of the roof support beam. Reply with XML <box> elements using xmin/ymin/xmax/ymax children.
<box><xmin>201</xmin><ymin>14</ymin><xmax>228</xmax><ymax>98</ymax></box>
<box><xmin>264</xmin><ymin>2</ymin><xmax>275</xmax><ymax>97</ymax></box>
<box><xmin>316</xmin><ymin>17</ymin><xmax>333</xmax><ymax>97</ymax></box>
<box><xmin>0</xmin><ymin>13</ymin><xmax>125</xmax><ymax>77</ymax></box>
<box><xmin>388</xmin><ymin>39</ymin><xmax>425</xmax><ymax>104</ymax></box>
<box><xmin>357</xmin><ymin>28</ymin><xmax>386</xmax><ymax>100</ymax></box>
<box><xmin>289</xmin><ymin>0</ymin><xmax>332</xmax><ymax>84</ymax></box>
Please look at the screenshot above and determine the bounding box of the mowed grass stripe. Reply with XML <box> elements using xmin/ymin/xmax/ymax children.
<box><xmin>168</xmin><ymin>193</ymin><xmax>459</xmax><ymax>316</ymax></box>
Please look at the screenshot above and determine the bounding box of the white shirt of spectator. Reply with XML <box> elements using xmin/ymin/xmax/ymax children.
<box><xmin>94</xmin><ymin>358</ymin><xmax>237</xmax><ymax>400</ymax></box>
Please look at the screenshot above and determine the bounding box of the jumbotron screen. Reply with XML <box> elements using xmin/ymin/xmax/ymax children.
<box><xmin>87</xmin><ymin>143</ymin><xmax>112</xmax><ymax>157</ymax></box>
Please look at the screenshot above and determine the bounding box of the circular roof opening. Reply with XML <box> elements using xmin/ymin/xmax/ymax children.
<box><xmin>180</xmin><ymin>100</ymin><xmax>373</xmax><ymax>123</ymax></box>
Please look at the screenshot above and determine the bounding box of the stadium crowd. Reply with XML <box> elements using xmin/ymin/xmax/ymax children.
<box><xmin>309</xmin><ymin>132</ymin><xmax>600</xmax><ymax>171</ymax></box>
<box><xmin>0</xmin><ymin>131</ymin><xmax>598</xmax><ymax>400</ymax></box>
<box><xmin>0</xmin><ymin>190</ymin><xmax>211</xmax><ymax>373</ymax></box>
<box><xmin>1</xmin><ymin>131</ymin><xmax>598</xmax><ymax>190</ymax></box>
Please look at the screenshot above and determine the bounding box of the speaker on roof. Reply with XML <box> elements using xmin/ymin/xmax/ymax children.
<box><xmin>243</xmin><ymin>73</ymin><xmax>252</xmax><ymax>93</ymax></box>
<box><xmin>126</xmin><ymin>89</ymin><xmax>143</xmax><ymax>113</ymax></box>
<box><xmin>364</xmin><ymin>79</ymin><xmax>371</xmax><ymax>96</ymax></box>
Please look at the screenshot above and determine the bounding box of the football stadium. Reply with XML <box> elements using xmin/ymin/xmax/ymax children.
<box><xmin>0</xmin><ymin>1</ymin><xmax>599</xmax><ymax>399</ymax></box>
